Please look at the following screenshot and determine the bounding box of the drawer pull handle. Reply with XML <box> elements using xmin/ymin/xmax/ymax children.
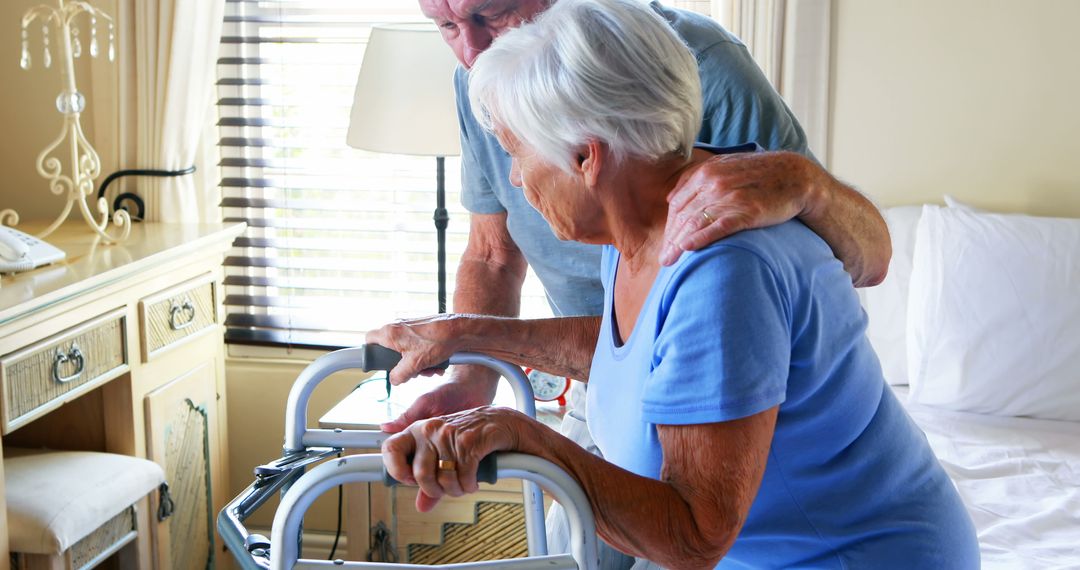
<box><xmin>52</xmin><ymin>343</ymin><xmax>85</xmax><ymax>384</ymax></box>
<box><xmin>169</xmin><ymin>299</ymin><xmax>197</xmax><ymax>330</ymax></box>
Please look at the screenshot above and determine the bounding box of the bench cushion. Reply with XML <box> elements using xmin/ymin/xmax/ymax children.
<box><xmin>4</xmin><ymin>448</ymin><xmax>164</xmax><ymax>554</ymax></box>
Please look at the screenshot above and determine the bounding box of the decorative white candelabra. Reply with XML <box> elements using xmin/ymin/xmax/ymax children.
<box><xmin>12</xmin><ymin>0</ymin><xmax>129</xmax><ymax>242</ymax></box>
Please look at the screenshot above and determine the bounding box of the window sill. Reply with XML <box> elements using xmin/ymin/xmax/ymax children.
<box><xmin>225</xmin><ymin>328</ymin><xmax>366</xmax><ymax>360</ymax></box>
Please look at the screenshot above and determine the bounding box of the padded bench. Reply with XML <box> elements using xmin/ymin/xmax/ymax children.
<box><xmin>4</xmin><ymin>449</ymin><xmax>164</xmax><ymax>570</ymax></box>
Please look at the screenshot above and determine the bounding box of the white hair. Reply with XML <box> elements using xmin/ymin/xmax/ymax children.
<box><xmin>468</xmin><ymin>0</ymin><xmax>702</xmax><ymax>173</ymax></box>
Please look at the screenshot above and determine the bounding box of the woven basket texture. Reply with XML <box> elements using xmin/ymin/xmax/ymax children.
<box><xmin>144</xmin><ymin>283</ymin><xmax>215</xmax><ymax>354</ymax></box>
<box><xmin>408</xmin><ymin>502</ymin><xmax>527</xmax><ymax>564</ymax></box>
<box><xmin>5</xmin><ymin>317</ymin><xmax>124</xmax><ymax>423</ymax></box>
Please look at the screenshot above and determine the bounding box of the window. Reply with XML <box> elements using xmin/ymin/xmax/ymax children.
<box><xmin>218</xmin><ymin>0</ymin><xmax>549</xmax><ymax>350</ymax></box>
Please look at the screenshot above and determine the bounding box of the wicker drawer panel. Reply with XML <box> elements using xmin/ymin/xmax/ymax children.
<box><xmin>70</xmin><ymin>505</ymin><xmax>137</xmax><ymax>570</ymax></box>
<box><xmin>140</xmin><ymin>275</ymin><xmax>217</xmax><ymax>360</ymax></box>
<box><xmin>1</xmin><ymin>309</ymin><xmax>128</xmax><ymax>433</ymax></box>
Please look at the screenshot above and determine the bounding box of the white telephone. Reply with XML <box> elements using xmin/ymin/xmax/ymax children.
<box><xmin>0</xmin><ymin>225</ymin><xmax>66</xmax><ymax>274</ymax></box>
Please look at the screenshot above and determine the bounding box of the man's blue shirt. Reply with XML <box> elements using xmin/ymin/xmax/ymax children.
<box><xmin>454</xmin><ymin>2</ymin><xmax>809</xmax><ymax>317</ymax></box>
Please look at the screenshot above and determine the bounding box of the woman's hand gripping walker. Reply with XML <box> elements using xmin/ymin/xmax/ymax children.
<box><xmin>218</xmin><ymin>344</ymin><xmax>599</xmax><ymax>570</ymax></box>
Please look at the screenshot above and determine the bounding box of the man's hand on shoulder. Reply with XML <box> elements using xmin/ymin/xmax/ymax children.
<box><xmin>660</xmin><ymin>151</ymin><xmax>815</xmax><ymax>266</ymax></box>
<box><xmin>659</xmin><ymin>150</ymin><xmax>890</xmax><ymax>287</ymax></box>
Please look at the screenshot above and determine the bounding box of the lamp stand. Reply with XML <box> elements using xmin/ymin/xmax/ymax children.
<box><xmin>434</xmin><ymin>156</ymin><xmax>449</xmax><ymax>314</ymax></box>
<box><xmin>18</xmin><ymin>0</ymin><xmax>129</xmax><ymax>243</ymax></box>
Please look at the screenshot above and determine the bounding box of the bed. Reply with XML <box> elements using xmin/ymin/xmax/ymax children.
<box><xmin>860</xmin><ymin>200</ymin><xmax>1080</xmax><ymax>569</ymax></box>
<box><xmin>892</xmin><ymin>385</ymin><xmax>1080</xmax><ymax>569</ymax></box>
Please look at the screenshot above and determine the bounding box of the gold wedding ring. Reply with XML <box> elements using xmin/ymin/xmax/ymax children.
<box><xmin>437</xmin><ymin>459</ymin><xmax>457</xmax><ymax>472</ymax></box>
<box><xmin>701</xmin><ymin>208</ymin><xmax>715</xmax><ymax>224</ymax></box>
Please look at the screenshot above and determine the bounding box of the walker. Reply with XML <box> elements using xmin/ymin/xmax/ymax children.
<box><xmin>219</xmin><ymin>344</ymin><xmax>599</xmax><ymax>570</ymax></box>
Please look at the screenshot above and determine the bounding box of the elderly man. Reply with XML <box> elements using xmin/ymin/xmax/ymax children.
<box><xmin>378</xmin><ymin>0</ymin><xmax>893</xmax><ymax>566</ymax></box>
<box><xmin>375</xmin><ymin>1</ymin><xmax>979</xmax><ymax>566</ymax></box>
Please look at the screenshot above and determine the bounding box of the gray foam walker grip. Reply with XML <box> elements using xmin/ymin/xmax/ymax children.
<box><xmin>361</xmin><ymin>343</ymin><xmax>450</xmax><ymax>372</ymax></box>
<box><xmin>383</xmin><ymin>454</ymin><xmax>499</xmax><ymax>487</ymax></box>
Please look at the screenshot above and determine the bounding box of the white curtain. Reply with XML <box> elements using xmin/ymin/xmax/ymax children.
<box><xmin>118</xmin><ymin>0</ymin><xmax>225</xmax><ymax>223</ymax></box>
<box><xmin>713</xmin><ymin>0</ymin><xmax>832</xmax><ymax>163</ymax></box>
<box><xmin>670</xmin><ymin>0</ymin><xmax>713</xmax><ymax>16</ymax></box>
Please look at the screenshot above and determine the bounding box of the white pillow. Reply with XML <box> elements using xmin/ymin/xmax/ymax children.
<box><xmin>906</xmin><ymin>206</ymin><xmax>1080</xmax><ymax>420</ymax></box>
<box><xmin>857</xmin><ymin>205</ymin><xmax>923</xmax><ymax>385</ymax></box>
<box><xmin>942</xmin><ymin>194</ymin><xmax>981</xmax><ymax>212</ymax></box>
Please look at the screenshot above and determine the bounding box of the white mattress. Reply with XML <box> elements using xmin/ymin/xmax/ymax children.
<box><xmin>892</xmin><ymin>386</ymin><xmax>1080</xmax><ymax>569</ymax></box>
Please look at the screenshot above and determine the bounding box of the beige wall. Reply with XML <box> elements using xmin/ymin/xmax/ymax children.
<box><xmin>0</xmin><ymin>0</ymin><xmax>118</xmax><ymax>222</ymax></box>
<box><xmin>830</xmin><ymin>0</ymin><xmax>1080</xmax><ymax>216</ymax></box>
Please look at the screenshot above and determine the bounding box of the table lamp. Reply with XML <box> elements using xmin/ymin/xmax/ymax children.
<box><xmin>346</xmin><ymin>24</ymin><xmax>461</xmax><ymax>313</ymax></box>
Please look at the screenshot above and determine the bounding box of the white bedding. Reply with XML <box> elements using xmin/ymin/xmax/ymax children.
<box><xmin>893</xmin><ymin>386</ymin><xmax>1080</xmax><ymax>569</ymax></box>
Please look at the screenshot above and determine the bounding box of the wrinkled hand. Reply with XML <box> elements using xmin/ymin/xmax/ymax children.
<box><xmin>382</xmin><ymin>406</ymin><xmax>525</xmax><ymax>512</ymax></box>
<box><xmin>380</xmin><ymin>373</ymin><xmax>500</xmax><ymax>434</ymax></box>
<box><xmin>660</xmin><ymin>151</ymin><xmax>821</xmax><ymax>265</ymax></box>
<box><xmin>366</xmin><ymin>314</ymin><xmax>473</xmax><ymax>385</ymax></box>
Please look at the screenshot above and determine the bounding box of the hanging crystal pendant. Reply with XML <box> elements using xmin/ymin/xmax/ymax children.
<box><xmin>20</xmin><ymin>27</ymin><xmax>30</xmax><ymax>69</ymax></box>
<box><xmin>72</xmin><ymin>27</ymin><xmax>82</xmax><ymax>58</ymax></box>
<box><xmin>42</xmin><ymin>24</ymin><xmax>52</xmax><ymax>68</ymax></box>
<box><xmin>89</xmin><ymin>16</ymin><xmax>99</xmax><ymax>58</ymax></box>
<box><xmin>107</xmin><ymin>23</ymin><xmax>115</xmax><ymax>62</ymax></box>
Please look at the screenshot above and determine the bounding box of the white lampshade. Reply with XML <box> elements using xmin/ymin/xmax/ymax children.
<box><xmin>346</xmin><ymin>24</ymin><xmax>462</xmax><ymax>157</ymax></box>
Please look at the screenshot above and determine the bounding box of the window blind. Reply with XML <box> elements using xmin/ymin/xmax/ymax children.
<box><xmin>217</xmin><ymin>0</ymin><xmax>550</xmax><ymax>350</ymax></box>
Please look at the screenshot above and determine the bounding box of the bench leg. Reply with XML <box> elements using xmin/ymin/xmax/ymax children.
<box><xmin>16</xmin><ymin>553</ymin><xmax>66</xmax><ymax>570</ymax></box>
<box><xmin>120</xmin><ymin>498</ymin><xmax>154</xmax><ymax>570</ymax></box>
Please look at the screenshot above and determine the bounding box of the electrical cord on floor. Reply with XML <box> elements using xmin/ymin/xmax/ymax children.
<box><xmin>328</xmin><ymin>459</ymin><xmax>344</xmax><ymax>560</ymax></box>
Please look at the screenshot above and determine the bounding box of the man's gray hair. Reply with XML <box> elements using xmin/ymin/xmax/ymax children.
<box><xmin>469</xmin><ymin>0</ymin><xmax>702</xmax><ymax>173</ymax></box>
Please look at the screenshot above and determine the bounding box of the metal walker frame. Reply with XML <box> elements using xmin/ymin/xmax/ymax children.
<box><xmin>219</xmin><ymin>344</ymin><xmax>599</xmax><ymax>570</ymax></box>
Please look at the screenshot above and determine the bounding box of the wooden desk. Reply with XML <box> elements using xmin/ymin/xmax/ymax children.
<box><xmin>0</xmin><ymin>221</ymin><xmax>244</xmax><ymax>570</ymax></box>
<box><xmin>319</xmin><ymin>376</ymin><xmax>563</xmax><ymax>564</ymax></box>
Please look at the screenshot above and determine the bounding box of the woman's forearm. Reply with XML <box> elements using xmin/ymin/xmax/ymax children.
<box><xmin>458</xmin><ymin>315</ymin><xmax>600</xmax><ymax>380</ymax></box>
<box><xmin>367</xmin><ymin>314</ymin><xmax>599</xmax><ymax>383</ymax></box>
<box><xmin>383</xmin><ymin>406</ymin><xmax>774</xmax><ymax>568</ymax></box>
<box><xmin>519</xmin><ymin>426</ymin><xmax>731</xmax><ymax>568</ymax></box>
<box><xmin>516</xmin><ymin>414</ymin><xmax>776</xmax><ymax>569</ymax></box>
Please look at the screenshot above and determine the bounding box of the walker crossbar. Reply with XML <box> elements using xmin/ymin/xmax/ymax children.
<box><xmin>286</xmin><ymin>559</ymin><xmax>577</xmax><ymax>570</ymax></box>
<box><xmin>268</xmin><ymin>453</ymin><xmax>598</xmax><ymax>570</ymax></box>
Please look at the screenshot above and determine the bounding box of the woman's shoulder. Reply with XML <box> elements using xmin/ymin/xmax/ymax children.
<box><xmin>675</xmin><ymin>221</ymin><xmax>828</xmax><ymax>273</ymax></box>
<box><xmin>658</xmin><ymin>221</ymin><xmax>841</xmax><ymax>312</ymax></box>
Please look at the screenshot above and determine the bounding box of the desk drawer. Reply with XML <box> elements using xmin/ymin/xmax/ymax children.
<box><xmin>1</xmin><ymin>309</ymin><xmax>128</xmax><ymax>433</ymax></box>
<box><xmin>139</xmin><ymin>274</ymin><xmax>217</xmax><ymax>361</ymax></box>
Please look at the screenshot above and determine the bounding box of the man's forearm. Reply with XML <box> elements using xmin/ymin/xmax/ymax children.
<box><xmin>447</xmin><ymin>236</ymin><xmax>529</xmax><ymax>391</ymax></box>
<box><xmin>800</xmin><ymin>164</ymin><xmax>891</xmax><ymax>287</ymax></box>
<box><xmin>453</xmin><ymin>257</ymin><xmax>525</xmax><ymax>317</ymax></box>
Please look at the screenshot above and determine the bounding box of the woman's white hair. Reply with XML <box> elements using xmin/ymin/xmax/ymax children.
<box><xmin>468</xmin><ymin>0</ymin><xmax>702</xmax><ymax>173</ymax></box>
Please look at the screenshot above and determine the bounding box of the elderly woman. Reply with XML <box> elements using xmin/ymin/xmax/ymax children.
<box><xmin>368</xmin><ymin>0</ymin><xmax>979</xmax><ymax>567</ymax></box>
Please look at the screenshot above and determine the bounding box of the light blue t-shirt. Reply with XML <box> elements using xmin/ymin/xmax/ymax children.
<box><xmin>587</xmin><ymin>222</ymin><xmax>980</xmax><ymax>568</ymax></box>
<box><xmin>455</xmin><ymin>2</ymin><xmax>809</xmax><ymax>317</ymax></box>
